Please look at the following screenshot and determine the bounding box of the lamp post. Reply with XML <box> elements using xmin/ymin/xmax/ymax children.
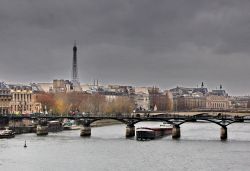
<box><xmin>44</xmin><ymin>105</ymin><xmax>48</xmax><ymax>115</ymax></box>
<box><xmin>174</xmin><ymin>98</ymin><xmax>177</xmax><ymax>113</ymax></box>
<box><xmin>18</xmin><ymin>101</ymin><xmax>25</xmax><ymax>115</ymax></box>
<box><xmin>23</xmin><ymin>101</ymin><xmax>27</xmax><ymax>114</ymax></box>
<box><xmin>0</xmin><ymin>90</ymin><xmax>4</xmax><ymax>115</ymax></box>
<box><xmin>0</xmin><ymin>90</ymin><xmax>2</xmax><ymax>114</ymax></box>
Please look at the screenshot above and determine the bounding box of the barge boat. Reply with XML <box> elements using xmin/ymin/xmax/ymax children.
<box><xmin>136</xmin><ymin>126</ymin><xmax>172</xmax><ymax>141</ymax></box>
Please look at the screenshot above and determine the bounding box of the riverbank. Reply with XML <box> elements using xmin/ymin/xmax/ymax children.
<box><xmin>4</xmin><ymin>119</ymin><xmax>122</xmax><ymax>135</ymax></box>
<box><xmin>8</xmin><ymin>126</ymin><xmax>36</xmax><ymax>134</ymax></box>
<box><xmin>167</xmin><ymin>112</ymin><xmax>250</xmax><ymax>116</ymax></box>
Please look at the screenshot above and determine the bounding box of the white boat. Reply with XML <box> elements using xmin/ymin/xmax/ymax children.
<box><xmin>0</xmin><ymin>128</ymin><xmax>15</xmax><ymax>139</ymax></box>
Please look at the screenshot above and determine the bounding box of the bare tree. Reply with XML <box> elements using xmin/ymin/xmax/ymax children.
<box><xmin>166</xmin><ymin>90</ymin><xmax>173</xmax><ymax>112</ymax></box>
<box><xmin>103</xmin><ymin>96</ymin><xmax>134</xmax><ymax>115</ymax></box>
<box><xmin>53</xmin><ymin>93</ymin><xmax>70</xmax><ymax>115</ymax></box>
<box><xmin>79</xmin><ymin>94</ymin><xmax>105</xmax><ymax>114</ymax></box>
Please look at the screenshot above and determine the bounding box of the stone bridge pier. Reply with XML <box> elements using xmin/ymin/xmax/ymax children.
<box><xmin>80</xmin><ymin>125</ymin><xmax>91</xmax><ymax>137</ymax></box>
<box><xmin>80</xmin><ymin>120</ymin><xmax>91</xmax><ymax>137</ymax></box>
<box><xmin>220</xmin><ymin>126</ymin><xmax>227</xmax><ymax>140</ymax></box>
<box><xmin>36</xmin><ymin>120</ymin><xmax>48</xmax><ymax>136</ymax></box>
<box><xmin>172</xmin><ymin>125</ymin><xmax>181</xmax><ymax>139</ymax></box>
<box><xmin>126</xmin><ymin>124</ymin><xmax>135</xmax><ymax>137</ymax></box>
<box><xmin>0</xmin><ymin>117</ymin><xmax>9</xmax><ymax>128</ymax></box>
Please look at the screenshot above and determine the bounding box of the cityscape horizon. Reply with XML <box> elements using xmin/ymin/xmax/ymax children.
<box><xmin>1</xmin><ymin>1</ymin><xmax>250</xmax><ymax>171</ymax></box>
<box><xmin>2</xmin><ymin>79</ymin><xmax>250</xmax><ymax>97</ymax></box>
<box><xmin>1</xmin><ymin>42</ymin><xmax>248</xmax><ymax>96</ymax></box>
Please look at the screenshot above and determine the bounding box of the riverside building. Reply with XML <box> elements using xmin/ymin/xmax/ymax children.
<box><xmin>134</xmin><ymin>87</ymin><xmax>168</xmax><ymax>111</ymax></box>
<box><xmin>170</xmin><ymin>83</ymin><xmax>231</xmax><ymax>111</ymax></box>
<box><xmin>8</xmin><ymin>84</ymin><xmax>42</xmax><ymax>114</ymax></box>
<box><xmin>0</xmin><ymin>82</ymin><xmax>12</xmax><ymax>114</ymax></box>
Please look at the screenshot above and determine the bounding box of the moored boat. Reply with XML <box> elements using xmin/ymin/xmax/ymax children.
<box><xmin>0</xmin><ymin>128</ymin><xmax>15</xmax><ymax>139</ymax></box>
<box><xmin>136</xmin><ymin>126</ymin><xmax>172</xmax><ymax>141</ymax></box>
<box><xmin>48</xmin><ymin>121</ymin><xmax>63</xmax><ymax>132</ymax></box>
<box><xmin>63</xmin><ymin>120</ymin><xmax>80</xmax><ymax>130</ymax></box>
<box><xmin>63</xmin><ymin>120</ymin><xmax>73</xmax><ymax>130</ymax></box>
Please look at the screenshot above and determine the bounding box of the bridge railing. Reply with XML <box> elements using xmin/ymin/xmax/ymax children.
<box><xmin>0</xmin><ymin>113</ymin><xmax>246</xmax><ymax>121</ymax></box>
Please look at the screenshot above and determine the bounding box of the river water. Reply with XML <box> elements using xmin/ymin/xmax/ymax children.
<box><xmin>1</xmin><ymin>122</ymin><xmax>250</xmax><ymax>171</ymax></box>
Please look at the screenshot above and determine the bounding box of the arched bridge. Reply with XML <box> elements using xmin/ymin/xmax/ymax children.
<box><xmin>1</xmin><ymin>113</ymin><xmax>250</xmax><ymax>140</ymax></box>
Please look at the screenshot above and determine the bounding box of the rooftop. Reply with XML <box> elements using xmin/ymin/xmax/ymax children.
<box><xmin>0</xmin><ymin>82</ymin><xmax>9</xmax><ymax>89</ymax></box>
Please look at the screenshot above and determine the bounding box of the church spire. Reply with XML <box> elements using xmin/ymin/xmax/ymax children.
<box><xmin>220</xmin><ymin>84</ymin><xmax>222</xmax><ymax>90</ymax></box>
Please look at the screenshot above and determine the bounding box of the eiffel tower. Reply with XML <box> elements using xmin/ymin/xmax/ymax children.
<box><xmin>71</xmin><ymin>41</ymin><xmax>82</xmax><ymax>91</ymax></box>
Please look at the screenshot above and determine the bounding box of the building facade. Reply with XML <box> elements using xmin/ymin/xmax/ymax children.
<box><xmin>53</xmin><ymin>79</ymin><xmax>73</xmax><ymax>93</ymax></box>
<box><xmin>174</xmin><ymin>95</ymin><xmax>206</xmax><ymax>111</ymax></box>
<box><xmin>36</xmin><ymin>83</ymin><xmax>53</xmax><ymax>92</ymax></box>
<box><xmin>134</xmin><ymin>93</ymin><xmax>150</xmax><ymax>111</ymax></box>
<box><xmin>134</xmin><ymin>87</ymin><xmax>151</xmax><ymax>111</ymax></box>
<box><xmin>0</xmin><ymin>82</ymin><xmax>12</xmax><ymax>114</ymax></box>
<box><xmin>134</xmin><ymin>87</ymin><xmax>168</xmax><ymax>111</ymax></box>
<box><xmin>8</xmin><ymin>84</ymin><xmax>38</xmax><ymax>114</ymax></box>
<box><xmin>230</xmin><ymin>96</ymin><xmax>250</xmax><ymax>109</ymax></box>
<box><xmin>173</xmin><ymin>94</ymin><xmax>231</xmax><ymax>111</ymax></box>
<box><xmin>149</xmin><ymin>90</ymin><xmax>167</xmax><ymax>111</ymax></box>
<box><xmin>205</xmin><ymin>95</ymin><xmax>231</xmax><ymax>110</ymax></box>
<box><xmin>170</xmin><ymin>83</ymin><xmax>232</xmax><ymax>111</ymax></box>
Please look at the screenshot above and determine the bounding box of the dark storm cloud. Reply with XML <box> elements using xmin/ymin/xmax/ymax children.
<box><xmin>0</xmin><ymin>0</ymin><xmax>250</xmax><ymax>95</ymax></box>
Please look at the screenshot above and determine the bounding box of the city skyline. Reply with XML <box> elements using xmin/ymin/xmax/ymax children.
<box><xmin>2</xmin><ymin>2</ymin><xmax>250</xmax><ymax>171</ymax></box>
<box><xmin>1</xmin><ymin>0</ymin><xmax>250</xmax><ymax>95</ymax></box>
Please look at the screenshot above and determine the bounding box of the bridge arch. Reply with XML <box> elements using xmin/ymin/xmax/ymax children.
<box><xmin>131</xmin><ymin>118</ymin><xmax>175</xmax><ymax>126</ymax></box>
<box><xmin>177</xmin><ymin>118</ymin><xmax>235</xmax><ymax>127</ymax></box>
<box><xmin>87</xmin><ymin>118</ymin><xmax>129</xmax><ymax>125</ymax></box>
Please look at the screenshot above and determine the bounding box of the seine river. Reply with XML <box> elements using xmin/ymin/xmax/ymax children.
<box><xmin>1</xmin><ymin>122</ymin><xmax>250</xmax><ymax>171</ymax></box>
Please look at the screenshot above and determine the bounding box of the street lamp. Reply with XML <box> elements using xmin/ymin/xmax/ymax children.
<box><xmin>44</xmin><ymin>105</ymin><xmax>48</xmax><ymax>115</ymax></box>
<box><xmin>0</xmin><ymin>99</ymin><xmax>3</xmax><ymax>115</ymax></box>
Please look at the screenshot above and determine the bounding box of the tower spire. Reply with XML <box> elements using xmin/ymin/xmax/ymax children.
<box><xmin>201</xmin><ymin>82</ymin><xmax>204</xmax><ymax>88</ymax></box>
<box><xmin>72</xmin><ymin>41</ymin><xmax>78</xmax><ymax>82</ymax></box>
<box><xmin>71</xmin><ymin>41</ymin><xmax>81</xmax><ymax>91</ymax></box>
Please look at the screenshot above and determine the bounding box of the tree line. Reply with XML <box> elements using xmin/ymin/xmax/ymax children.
<box><xmin>34</xmin><ymin>92</ymin><xmax>135</xmax><ymax>115</ymax></box>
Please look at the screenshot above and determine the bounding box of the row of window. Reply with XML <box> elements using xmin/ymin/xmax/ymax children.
<box><xmin>11</xmin><ymin>87</ymin><xmax>32</xmax><ymax>91</ymax></box>
<box><xmin>183</xmin><ymin>101</ymin><xmax>206</xmax><ymax>107</ymax></box>
<box><xmin>11</xmin><ymin>105</ymin><xmax>33</xmax><ymax>112</ymax></box>
<box><xmin>209</xmin><ymin>103</ymin><xmax>227</xmax><ymax>108</ymax></box>
<box><xmin>13</xmin><ymin>94</ymin><xmax>32</xmax><ymax>101</ymax></box>
<box><xmin>0</xmin><ymin>90</ymin><xmax>11</xmax><ymax>95</ymax></box>
<box><xmin>0</xmin><ymin>99</ymin><xmax>11</xmax><ymax>102</ymax></box>
<box><xmin>0</xmin><ymin>108</ymin><xmax>9</xmax><ymax>114</ymax></box>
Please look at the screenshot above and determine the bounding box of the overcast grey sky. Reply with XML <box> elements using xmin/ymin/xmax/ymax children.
<box><xmin>0</xmin><ymin>0</ymin><xmax>250</xmax><ymax>95</ymax></box>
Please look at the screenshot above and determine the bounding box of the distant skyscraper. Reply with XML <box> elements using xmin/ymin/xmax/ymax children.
<box><xmin>71</xmin><ymin>42</ymin><xmax>82</xmax><ymax>91</ymax></box>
